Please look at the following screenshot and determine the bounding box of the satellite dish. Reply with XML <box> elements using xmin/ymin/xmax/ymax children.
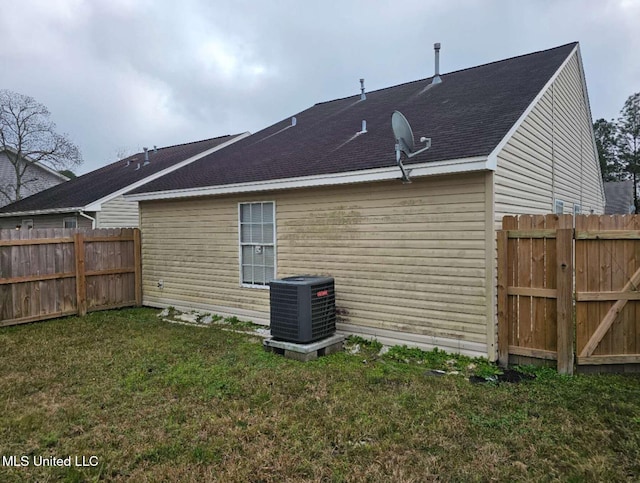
<box><xmin>392</xmin><ymin>111</ymin><xmax>416</xmax><ymax>156</ymax></box>
<box><xmin>391</xmin><ymin>110</ymin><xmax>432</xmax><ymax>183</ymax></box>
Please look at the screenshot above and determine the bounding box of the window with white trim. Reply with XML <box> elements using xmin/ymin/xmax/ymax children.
<box><xmin>239</xmin><ymin>202</ymin><xmax>275</xmax><ymax>286</ymax></box>
<box><xmin>63</xmin><ymin>217</ymin><xmax>77</xmax><ymax>228</ymax></box>
<box><xmin>554</xmin><ymin>199</ymin><xmax>564</xmax><ymax>215</ymax></box>
<box><xmin>573</xmin><ymin>203</ymin><xmax>581</xmax><ymax>216</ymax></box>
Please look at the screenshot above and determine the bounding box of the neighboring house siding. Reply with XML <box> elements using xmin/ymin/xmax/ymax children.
<box><xmin>494</xmin><ymin>51</ymin><xmax>605</xmax><ymax>222</ymax></box>
<box><xmin>140</xmin><ymin>173</ymin><xmax>490</xmax><ymax>356</ymax></box>
<box><xmin>0</xmin><ymin>152</ymin><xmax>66</xmax><ymax>207</ymax></box>
<box><xmin>97</xmin><ymin>195</ymin><xmax>140</xmax><ymax>228</ymax></box>
<box><xmin>0</xmin><ymin>213</ymin><xmax>92</xmax><ymax>230</ymax></box>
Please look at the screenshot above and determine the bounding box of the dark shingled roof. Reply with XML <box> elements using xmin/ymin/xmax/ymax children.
<box><xmin>0</xmin><ymin>135</ymin><xmax>239</xmax><ymax>213</ymax></box>
<box><xmin>131</xmin><ymin>42</ymin><xmax>577</xmax><ymax>195</ymax></box>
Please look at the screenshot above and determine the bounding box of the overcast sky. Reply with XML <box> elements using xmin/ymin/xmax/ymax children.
<box><xmin>1</xmin><ymin>0</ymin><xmax>638</xmax><ymax>174</ymax></box>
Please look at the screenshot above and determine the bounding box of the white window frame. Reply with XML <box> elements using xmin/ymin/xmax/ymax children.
<box><xmin>63</xmin><ymin>216</ymin><xmax>78</xmax><ymax>229</ymax></box>
<box><xmin>573</xmin><ymin>203</ymin><xmax>581</xmax><ymax>216</ymax></box>
<box><xmin>22</xmin><ymin>219</ymin><xmax>33</xmax><ymax>229</ymax></box>
<box><xmin>238</xmin><ymin>201</ymin><xmax>276</xmax><ymax>289</ymax></box>
<box><xmin>554</xmin><ymin>199</ymin><xmax>564</xmax><ymax>215</ymax></box>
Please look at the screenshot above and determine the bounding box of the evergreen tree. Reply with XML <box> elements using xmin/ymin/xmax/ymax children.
<box><xmin>617</xmin><ymin>93</ymin><xmax>640</xmax><ymax>210</ymax></box>
<box><xmin>593</xmin><ymin>118</ymin><xmax>622</xmax><ymax>181</ymax></box>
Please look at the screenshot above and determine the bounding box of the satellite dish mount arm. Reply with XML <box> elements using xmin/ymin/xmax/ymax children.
<box><xmin>395</xmin><ymin>142</ymin><xmax>412</xmax><ymax>184</ymax></box>
<box><xmin>395</xmin><ymin>137</ymin><xmax>431</xmax><ymax>184</ymax></box>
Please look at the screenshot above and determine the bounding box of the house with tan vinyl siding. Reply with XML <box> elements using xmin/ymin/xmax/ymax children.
<box><xmin>0</xmin><ymin>134</ymin><xmax>248</xmax><ymax>230</ymax></box>
<box><xmin>126</xmin><ymin>42</ymin><xmax>604</xmax><ymax>360</ymax></box>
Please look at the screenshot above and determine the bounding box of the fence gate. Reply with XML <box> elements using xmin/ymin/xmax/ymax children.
<box><xmin>498</xmin><ymin>214</ymin><xmax>640</xmax><ymax>374</ymax></box>
<box><xmin>575</xmin><ymin>215</ymin><xmax>640</xmax><ymax>367</ymax></box>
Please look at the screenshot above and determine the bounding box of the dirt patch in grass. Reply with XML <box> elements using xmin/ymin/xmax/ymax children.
<box><xmin>1</xmin><ymin>308</ymin><xmax>640</xmax><ymax>481</ymax></box>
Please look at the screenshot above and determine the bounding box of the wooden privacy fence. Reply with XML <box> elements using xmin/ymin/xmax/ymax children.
<box><xmin>498</xmin><ymin>214</ymin><xmax>640</xmax><ymax>374</ymax></box>
<box><xmin>0</xmin><ymin>228</ymin><xmax>141</xmax><ymax>327</ymax></box>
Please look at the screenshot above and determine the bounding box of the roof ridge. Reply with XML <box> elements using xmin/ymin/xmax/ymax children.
<box><xmin>111</xmin><ymin>134</ymin><xmax>237</xmax><ymax>165</ymax></box>
<box><xmin>155</xmin><ymin>133</ymin><xmax>235</xmax><ymax>152</ymax></box>
<box><xmin>314</xmin><ymin>42</ymin><xmax>579</xmax><ymax>106</ymax></box>
<box><xmin>442</xmin><ymin>41</ymin><xmax>578</xmax><ymax>77</ymax></box>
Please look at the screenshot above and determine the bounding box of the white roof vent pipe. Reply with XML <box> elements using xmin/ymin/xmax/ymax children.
<box><xmin>360</xmin><ymin>78</ymin><xmax>366</xmax><ymax>100</ymax></box>
<box><xmin>291</xmin><ymin>116</ymin><xmax>297</xmax><ymax>127</ymax></box>
<box><xmin>432</xmin><ymin>43</ymin><xmax>442</xmax><ymax>85</ymax></box>
<box><xmin>359</xmin><ymin>120</ymin><xmax>367</xmax><ymax>134</ymax></box>
<box><xmin>143</xmin><ymin>147</ymin><xmax>150</xmax><ymax>166</ymax></box>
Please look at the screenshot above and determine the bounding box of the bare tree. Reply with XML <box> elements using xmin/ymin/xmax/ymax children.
<box><xmin>113</xmin><ymin>146</ymin><xmax>138</xmax><ymax>161</ymax></box>
<box><xmin>0</xmin><ymin>90</ymin><xmax>82</xmax><ymax>204</ymax></box>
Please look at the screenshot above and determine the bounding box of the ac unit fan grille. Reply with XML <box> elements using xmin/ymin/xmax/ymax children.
<box><xmin>270</xmin><ymin>284</ymin><xmax>300</xmax><ymax>340</ymax></box>
<box><xmin>310</xmin><ymin>281</ymin><xmax>335</xmax><ymax>339</ymax></box>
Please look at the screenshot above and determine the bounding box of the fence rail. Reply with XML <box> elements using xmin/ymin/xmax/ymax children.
<box><xmin>0</xmin><ymin>228</ymin><xmax>141</xmax><ymax>327</ymax></box>
<box><xmin>498</xmin><ymin>214</ymin><xmax>640</xmax><ymax>374</ymax></box>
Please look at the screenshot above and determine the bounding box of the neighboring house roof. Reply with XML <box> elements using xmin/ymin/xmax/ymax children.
<box><xmin>127</xmin><ymin>42</ymin><xmax>579</xmax><ymax>200</ymax></box>
<box><xmin>604</xmin><ymin>181</ymin><xmax>635</xmax><ymax>214</ymax></box>
<box><xmin>0</xmin><ymin>134</ymin><xmax>248</xmax><ymax>216</ymax></box>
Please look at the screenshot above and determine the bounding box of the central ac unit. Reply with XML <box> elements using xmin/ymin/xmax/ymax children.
<box><xmin>269</xmin><ymin>275</ymin><xmax>336</xmax><ymax>343</ymax></box>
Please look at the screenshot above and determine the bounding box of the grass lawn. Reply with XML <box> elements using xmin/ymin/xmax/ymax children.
<box><xmin>1</xmin><ymin>308</ymin><xmax>640</xmax><ymax>482</ymax></box>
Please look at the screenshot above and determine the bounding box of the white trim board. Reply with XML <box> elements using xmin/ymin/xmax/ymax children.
<box><xmin>125</xmin><ymin>156</ymin><xmax>489</xmax><ymax>202</ymax></box>
<box><xmin>575</xmin><ymin>44</ymin><xmax>606</xmax><ymax>203</ymax></box>
<box><xmin>84</xmin><ymin>132</ymin><xmax>250</xmax><ymax>211</ymax></box>
<box><xmin>486</xmin><ymin>44</ymin><xmax>579</xmax><ymax>171</ymax></box>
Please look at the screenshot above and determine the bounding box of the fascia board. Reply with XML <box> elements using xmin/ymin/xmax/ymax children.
<box><xmin>125</xmin><ymin>156</ymin><xmax>489</xmax><ymax>202</ymax></box>
<box><xmin>486</xmin><ymin>44</ymin><xmax>579</xmax><ymax>170</ymax></box>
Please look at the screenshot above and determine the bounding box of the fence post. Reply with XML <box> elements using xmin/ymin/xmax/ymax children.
<box><xmin>556</xmin><ymin>228</ymin><xmax>574</xmax><ymax>375</ymax></box>
<box><xmin>497</xmin><ymin>230</ymin><xmax>509</xmax><ymax>367</ymax></box>
<box><xmin>74</xmin><ymin>232</ymin><xmax>87</xmax><ymax>316</ymax></box>
<box><xmin>133</xmin><ymin>228</ymin><xmax>142</xmax><ymax>307</ymax></box>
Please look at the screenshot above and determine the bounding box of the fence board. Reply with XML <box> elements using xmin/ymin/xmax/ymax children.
<box><xmin>504</xmin><ymin>216</ymin><xmax>518</xmax><ymax>350</ymax></box>
<box><xmin>545</xmin><ymin>216</ymin><xmax>558</xmax><ymax>354</ymax></box>
<box><xmin>532</xmin><ymin>215</ymin><xmax>546</xmax><ymax>352</ymax></box>
<box><xmin>612</xmin><ymin>216</ymin><xmax>626</xmax><ymax>355</ymax></box>
<box><xmin>634</xmin><ymin>216</ymin><xmax>640</xmax><ymax>353</ymax></box>
<box><xmin>497</xmin><ymin>229</ymin><xmax>508</xmax><ymax>366</ymax></box>
<box><xmin>586</xmin><ymin>216</ymin><xmax>601</xmax><ymax>355</ymax></box>
<box><xmin>0</xmin><ymin>228</ymin><xmax>141</xmax><ymax>327</ymax></box>
<box><xmin>556</xmin><ymin>228</ymin><xmax>574</xmax><ymax>375</ymax></box>
<box><xmin>575</xmin><ymin>216</ymin><xmax>588</xmax><ymax>358</ymax></box>
<box><xmin>517</xmin><ymin>216</ymin><xmax>533</xmax><ymax>348</ymax></box>
<box><xmin>0</xmin><ymin>230</ymin><xmax>11</xmax><ymax>319</ymax></box>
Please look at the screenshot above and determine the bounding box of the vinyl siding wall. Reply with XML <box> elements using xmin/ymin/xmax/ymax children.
<box><xmin>494</xmin><ymin>51</ymin><xmax>605</xmax><ymax>222</ymax></box>
<box><xmin>96</xmin><ymin>195</ymin><xmax>140</xmax><ymax>228</ymax></box>
<box><xmin>140</xmin><ymin>173</ymin><xmax>490</xmax><ymax>356</ymax></box>
<box><xmin>0</xmin><ymin>153</ymin><xmax>66</xmax><ymax>207</ymax></box>
<box><xmin>0</xmin><ymin>213</ymin><xmax>93</xmax><ymax>230</ymax></box>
